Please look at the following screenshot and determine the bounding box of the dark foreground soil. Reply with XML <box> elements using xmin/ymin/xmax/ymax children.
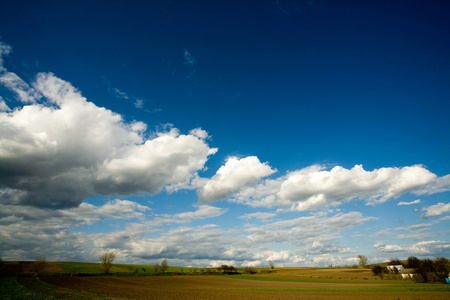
<box><xmin>42</xmin><ymin>275</ymin><xmax>450</xmax><ymax>300</ymax></box>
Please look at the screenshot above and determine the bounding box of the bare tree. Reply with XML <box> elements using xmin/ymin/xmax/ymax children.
<box><xmin>357</xmin><ymin>255</ymin><xmax>368</xmax><ymax>268</ymax></box>
<box><xmin>160</xmin><ymin>259</ymin><xmax>168</xmax><ymax>273</ymax></box>
<box><xmin>29</xmin><ymin>257</ymin><xmax>47</xmax><ymax>274</ymax></box>
<box><xmin>100</xmin><ymin>251</ymin><xmax>115</xmax><ymax>274</ymax></box>
<box><xmin>268</xmin><ymin>260</ymin><xmax>274</xmax><ymax>270</ymax></box>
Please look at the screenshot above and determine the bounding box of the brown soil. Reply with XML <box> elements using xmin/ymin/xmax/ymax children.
<box><xmin>42</xmin><ymin>275</ymin><xmax>450</xmax><ymax>300</ymax></box>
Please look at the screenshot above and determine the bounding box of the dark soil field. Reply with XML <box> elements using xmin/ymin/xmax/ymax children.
<box><xmin>2</xmin><ymin>263</ymin><xmax>449</xmax><ymax>299</ymax></box>
<box><xmin>41</xmin><ymin>274</ymin><xmax>450</xmax><ymax>300</ymax></box>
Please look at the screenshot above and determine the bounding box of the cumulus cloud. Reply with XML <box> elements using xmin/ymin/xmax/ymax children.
<box><xmin>198</xmin><ymin>156</ymin><xmax>276</xmax><ymax>203</ymax></box>
<box><xmin>0</xmin><ymin>66</ymin><xmax>217</xmax><ymax>208</ymax></box>
<box><xmin>420</xmin><ymin>202</ymin><xmax>450</xmax><ymax>219</ymax></box>
<box><xmin>232</xmin><ymin>164</ymin><xmax>442</xmax><ymax>211</ymax></box>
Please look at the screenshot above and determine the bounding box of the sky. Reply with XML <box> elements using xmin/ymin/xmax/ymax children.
<box><xmin>0</xmin><ymin>0</ymin><xmax>449</xmax><ymax>268</ymax></box>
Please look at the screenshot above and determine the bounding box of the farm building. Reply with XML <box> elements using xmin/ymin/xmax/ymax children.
<box><xmin>400</xmin><ymin>268</ymin><xmax>415</xmax><ymax>279</ymax></box>
<box><xmin>385</xmin><ymin>265</ymin><xmax>404</xmax><ymax>274</ymax></box>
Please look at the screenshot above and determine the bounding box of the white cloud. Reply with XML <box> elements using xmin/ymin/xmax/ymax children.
<box><xmin>374</xmin><ymin>240</ymin><xmax>450</xmax><ymax>256</ymax></box>
<box><xmin>398</xmin><ymin>199</ymin><xmax>422</xmax><ymax>205</ymax></box>
<box><xmin>420</xmin><ymin>202</ymin><xmax>450</xmax><ymax>219</ymax></box>
<box><xmin>246</xmin><ymin>211</ymin><xmax>375</xmax><ymax>247</ymax></box>
<box><xmin>183</xmin><ymin>49</ymin><xmax>195</xmax><ymax>66</ymax></box>
<box><xmin>153</xmin><ymin>205</ymin><xmax>227</xmax><ymax>225</ymax></box>
<box><xmin>0</xmin><ymin>199</ymin><xmax>151</xmax><ymax>261</ymax></box>
<box><xmin>0</xmin><ymin>72</ymin><xmax>38</xmax><ymax>103</ymax></box>
<box><xmin>0</xmin><ymin>96</ymin><xmax>10</xmax><ymax>111</ymax></box>
<box><xmin>375</xmin><ymin>229</ymin><xmax>392</xmax><ymax>237</ymax></box>
<box><xmin>96</xmin><ymin>128</ymin><xmax>217</xmax><ymax>196</ymax></box>
<box><xmin>189</xmin><ymin>128</ymin><xmax>210</xmax><ymax>139</ymax></box>
<box><xmin>0</xmin><ymin>41</ymin><xmax>12</xmax><ymax>72</ymax></box>
<box><xmin>0</xmin><ymin>70</ymin><xmax>217</xmax><ymax>208</ymax></box>
<box><xmin>0</xmin><ymin>43</ymin><xmax>36</xmax><ymax>103</ymax></box>
<box><xmin>233</xmin><ymin>164</ymin><xmax>441</xmax><ymax>211</ymax></box>
<box><xmin>134</xmin><ymin>99</ymin><xmax>144</xmax><ymax>109</ymax></box>
<box><xmin>104</xmin><ymin>78</ymin><xmax>152</xmax><ymax>111</ymax></box>
<box><xmin>415</xmin><ymin>174</ymin><xmax>450</xmax><ymax>195</ymax></box>
<box><xmin>111</xmin><ymin>87</ymin><xmax>129</xmax><ymax>100</ymax></box>
<box><xmin>239</xmin><ymin>212</ymin><xmax>277</xmax><ymax>221</ymax></box>
<box><xmin>198</xmin><ymin>156</ymin><xmax>276</xmax><ymax>203</ymax></box>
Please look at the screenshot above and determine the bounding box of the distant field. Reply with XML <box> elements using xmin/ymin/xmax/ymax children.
<box><xmin>1</xmin><ymin>263</ymin><xmax>449</xmax><ymax>299</ymax></box>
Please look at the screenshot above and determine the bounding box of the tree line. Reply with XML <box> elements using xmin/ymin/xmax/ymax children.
<box><xmin>371</xmin><ymin>256</ymin><xmax>450</xmax><ymax>283</ymax></box>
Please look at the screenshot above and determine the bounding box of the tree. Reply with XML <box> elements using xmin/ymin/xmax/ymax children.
<box><xmin>268</xmin><ymin>260</ymin><xmax>274</xmax><ymax>270</ymax></box>
<box><xmin>388</xmin><ymin>258</ymin><xmax>402</xmax><ymax>266</ymax></box>
<box><xmin>407</xmin><ymin>256</ymin><xmax>420</xmax><ymax>269</ymax></box>
<box><xmin>371</xmin><ymin>265</ymin><xmax>384</xmax><ymax>278</ymax></box>
<box><xmin>414</xmin><ymin>258</ymin><xmax>434</xmax><ymax>283</ymax></box>
<box><xmin>29</xmin><ymin>257</ymin><xmax>47</xmax><ymax>274</ymax></box>
<box><xmin>218</xmin><ymin>265</ymin><xmax>228</xmax><ymax>273</ymax></box>
<box><xmin>160</xmin><ymin>259</ymin><xmax>168</xmax><ymax>273</ymax></box>
<box><xmin>357</xmin><ymin>255</ymin><xmax>369</xmax><ymax>268</ymax></box>
<box><xmin>218</xmin><ymin>264</ymin><xmax>236</xmax><ymax>274</ymax></box>
<box><xmin>432</xmin><ymin>257</ymin><xmax>450</xmax><ymax>282</ymax></box>
<box><xmin>100</xmin><ymin>251</ymin><xmax>115</xmax><ymax>274</ymax></box>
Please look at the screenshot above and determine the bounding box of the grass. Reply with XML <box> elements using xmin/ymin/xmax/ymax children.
<box><xmin>57</xmin><ymin>262</ymin><xmax>207</xmax><ymax>275</ymax></box>
<box><xmin>0</xmin><ymin>277</ymin><xmax>57</xmax><ymax>299</ymax></box>
<box><xmin>57</xmin><ymin>262</ymin><xmax>105</xmax><ymax>274</ymax></box>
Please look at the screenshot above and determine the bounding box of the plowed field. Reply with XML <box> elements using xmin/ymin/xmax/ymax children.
<box><xmin>42</xmin><ymin>275</ymin><xmax>450</xmax><ymax>300</ymax></box>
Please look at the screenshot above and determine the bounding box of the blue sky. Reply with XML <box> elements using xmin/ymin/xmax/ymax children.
<box><xmin>0</xmin><ymin>0</ymin><xmax>449</xmax><ymax>267</ymax></box>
